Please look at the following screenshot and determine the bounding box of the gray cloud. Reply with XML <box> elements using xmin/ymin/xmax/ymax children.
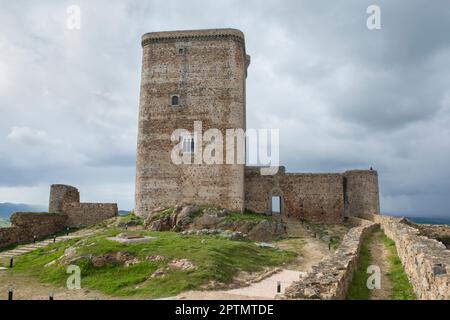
<box><xmin>0</xmin><ymin>0</ymin><xmax>449</xmax><ymax>217</ymax></box>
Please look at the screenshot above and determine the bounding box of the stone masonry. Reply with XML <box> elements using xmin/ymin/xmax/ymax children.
<box><xmin>134</xmin><ymin>28</ymin><xmax>381</xmax><ymax>223</ymax></box>
<box><xmin>49</xmin><ymin>184</ymin><xmax>118</xmax><ymax>228</ymax></box>
<box><xmin>135</xmin><ymin>29</ymin><xmax>249</xmax><ymax>215</ymax></box>
<box><xmin>0</xmin><ymin>212</ymin><xmax>67</xmax><ymax>248</ymax></box>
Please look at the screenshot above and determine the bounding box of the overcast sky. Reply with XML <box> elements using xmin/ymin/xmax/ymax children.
<box><xmin>0</xmin><ymin>0</ymin><xmax>449</xmax><ymax>217</ymax></box>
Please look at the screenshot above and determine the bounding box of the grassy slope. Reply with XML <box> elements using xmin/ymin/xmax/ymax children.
<box><xmin>6</xmin><ymin>228</ymin><xmax>295</xmax><ymax>298</ymax></box>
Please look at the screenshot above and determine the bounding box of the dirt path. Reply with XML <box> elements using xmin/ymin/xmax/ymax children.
<box><xmin>0</xmin><ymin>270</ymin><xmax>112</xmax><ymax>300</ymax></box>
<box><xmin>368</xmin><ymin>230</ymin><xmax>393</xmax><ymax>300</ymax></box>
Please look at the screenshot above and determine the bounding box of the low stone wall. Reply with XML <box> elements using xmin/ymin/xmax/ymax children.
<box><xmin>283</xmin><ymin>218</ymin><xmax>377</xmax><ymax>299</ymax></box>
<box><xmin>0</xmin><ymin>227</ymin><xmax>22</xmax><ymax>248</ymax></box>
<box><xmin>362</xmin><ymin>213</ymin><xmax>450</xmax><ymax>300</ymax></box>
<box><xmin>63</xmin><ymin>203</ymin><xmax>118</xmax><ymax>228</ymax></box>
<box><xmin>0</xmin><ymin>212</ymin><xmax>67</xmax><ymax>249</ymax></box>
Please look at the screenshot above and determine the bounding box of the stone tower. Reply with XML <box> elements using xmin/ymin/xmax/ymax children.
<box><xmin>135</xmin><ymin>29</ymin><xmax>250</xmax><ymax>217</ymax></box>
<box><xmin>343</xmin><ymin>170</ymin><xmax>380</xmax><ymax>217</ymax></box>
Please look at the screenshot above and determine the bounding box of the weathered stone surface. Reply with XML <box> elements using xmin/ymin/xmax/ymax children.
<box><xmin>135</xmin><ymin>29</ymin><xmax>248</xmax><ymax>216</ymax></box>
<box><xmin>361</xmin><ymin>213</ymin><xmax>450</xmax><ymax>300</ymax></box>
<box><xmin>49</xmin><ymin>184</ymin><xmax>118</xmax><ymax>228</ymax></box>
<box><xmin>0</xmin><ymin>212</ymin><xmax>67</xmax><ymax>248</ymax></box>
<box><xmin>244</xmin><ymin>167</ymin><xmax>379</xmax><ymax>224</ymax></box>
<box><xmin>63</xmin><ymin>203</ymin><xmax>118</xmax><ymax>228</ymax></box>
<box><xmin>49</xmin><ymin>185</ymin><xmax>80</xmax><ymax>213</ymax></box>
<box><xmin>247</xmin><ymin>220</ymin><xmax>286</xmax><ymax>242</ymax></box>
<box><xmin>282</xmin><ymin>218</ymin><xmax>377</xmax><ymax>300</ymax></box>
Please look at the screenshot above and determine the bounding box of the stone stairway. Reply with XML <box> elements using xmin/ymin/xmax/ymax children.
<box><xmin>0</xmin><ymin>236</ymin><xmax>80</xmax><ymax>261</ymax></box>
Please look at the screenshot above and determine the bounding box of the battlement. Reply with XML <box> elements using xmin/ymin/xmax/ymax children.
<box><xmin>141</xmin><ymin>28</ymin><xmax>245</xmax><ymax>47</ymax></box>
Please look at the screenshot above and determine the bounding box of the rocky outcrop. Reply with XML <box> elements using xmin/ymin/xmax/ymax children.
<box><xmin>144</xmin><ymin>206</ymin><xmax>286</xmax><ymax>241</ymax></box>
<box><xmin>282</xmin><ymin>218</ymin><xmax>377</xmax><ymax>300</ymax></box>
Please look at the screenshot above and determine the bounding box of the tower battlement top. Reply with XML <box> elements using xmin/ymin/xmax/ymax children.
<box><xmin>141</xmin><ymin>28</ymin><xmax>245</xmax><ymax>47</ymax></box>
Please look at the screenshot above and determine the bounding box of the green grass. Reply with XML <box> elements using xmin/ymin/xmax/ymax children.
<box><xmin>224</xmin><ymin>211</ymin><xmax>271</xmax><ymax>223</ymax></box>
<box><xmin>10</xmin><ymin>228</ymin><xmax>296</xmax><ymax>298</ymax></box>
<box><xmin>118</xmin><ymin>212</ymin><xmax>143</xmax><ymax>226</ymax></box>
<box><xmin>346</xmin><ymin>232</ymin><xmax>373</xmax><ymax>300</ymax></box>
<box><xmin>380</xmin><ymin>233</ymin><xmax>416</xmax><ymax>300</ymax></box>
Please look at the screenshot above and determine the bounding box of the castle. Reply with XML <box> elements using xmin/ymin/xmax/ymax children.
<box><xmin>134</xmin><ymin>28</ymin><xmax>380</xmax><ymax>223</ymax></box>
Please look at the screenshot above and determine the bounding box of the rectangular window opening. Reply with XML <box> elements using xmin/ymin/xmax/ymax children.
<box><xmin>182</xmin><ymin>134</ymin><xmax>195</xmax><ymax>154</ymax></box>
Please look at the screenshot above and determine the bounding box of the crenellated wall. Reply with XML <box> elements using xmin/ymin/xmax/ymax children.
<box><xmin>361</xmin><ymin>213</ymin><xmax>450</xmax><ymax>300</ymax></box>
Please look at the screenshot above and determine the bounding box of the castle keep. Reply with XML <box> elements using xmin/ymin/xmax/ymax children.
<box><xmin>135</xmin><ymin>29</ymin><xmax>380</xmax><ymax>222</ymax></box>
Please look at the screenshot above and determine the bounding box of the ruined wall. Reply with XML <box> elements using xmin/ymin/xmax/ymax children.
<box><xmin>49</xmin><ymin>184</ymin><xmax>80</xmax><ymax>213</ymax></box>
<box><xmin>135</xmin><ymin>29</ymin><xmax>249</xmax><ymax>217</ymax></box>
<box><xmin>362</xmin><ymin>213</ymin><xmax>450</xmax><ymax>300</ymax></box>
<box><xmin>344</xmin><ymin>170</ymin><xmax>380</xmax><ymax>217</ymax></box>
<box><xmin>49</xmin><ymin>184</ymin><xmax>118</xmax><ymax>228</ymax></box>
<box><xmin>245</xmin><ymin>167</ymin><xmax>344</xmax><ymax>223</ymax></box>
<box><xmin>283</xmin><ymin>218</ymin><xmax>377</xmax><ymax>299</ymax></box>
<box><xmin>0</xmin><ymin>212</ymin><xmax>67</xmax><ymax>249</ymax></box>
<box><xmin>63</xmin><ymin>203</ymin><xmax>118</xmax><ymax>228</ymax></box>
<box><xmin>0</xmin><ymin>227</ymin><xmax>21</xmax><ymax>249</ymax></box>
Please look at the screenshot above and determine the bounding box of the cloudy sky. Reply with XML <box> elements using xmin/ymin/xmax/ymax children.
<box><xmin>0</xmin><ymin>0</ymin><xmax>449</xmax><ymax>217</ymax></box>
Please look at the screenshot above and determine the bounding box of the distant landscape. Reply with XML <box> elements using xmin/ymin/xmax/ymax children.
<box><xmin>0</xmin><ymin>203</ymin><xmax>47</xmax><ymax>220</ymax></box>
<box><xmin>406</xmin><ymin>216</ymin><xmax>450</xmax><ymax>225</ymax></box>
<box><xmin>386</xmin><ymin>212</ymin><xmax>450</xmax><ymax>225</ymax></box>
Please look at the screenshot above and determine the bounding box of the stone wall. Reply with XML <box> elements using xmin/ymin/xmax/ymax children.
<box><xmin>0</xmin><ymin>227</ymin><xmax>21</xmax><ymax>249</ymax></box>
<box><xmin>362</xmin><ymin>213</ymin><xmax>450</xmax><ymax>300</ymax></box>
<box><xmin>344</xmin><ymin>170</ymin><xmax>380</xmax><ymax>217</ymax></box>
<box><xmin>283</xmin><ymin>218</ymin><xmax>377</xmax><ymax>299</ymax></box>
<box><xmin>246</xmin><ymin>167</ymin><xmax>345</xmax><ymax>223</ymax></box>
<box><xmin>49</xmin><ymin>184</ymin><xmax>80</xmax><ymax>213</ymax></box>
<box><xmin>48</xmin><ymin>184</ymin><xmax>118</xmax><ymax>228</ymax></box>
<box><xmin>135</xmin><ymin>29</ymin><xmax>250</xmax><ymax>216</ymax></box>
<box><xmin>0</xmin><ymin>212</ymin><xmax>67</xmax><ymax>249</ymax></box>
<box><xmin>63</xmin><ymin>203</ymin><xmax>118</xmax><ymax>228</ymax></box>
